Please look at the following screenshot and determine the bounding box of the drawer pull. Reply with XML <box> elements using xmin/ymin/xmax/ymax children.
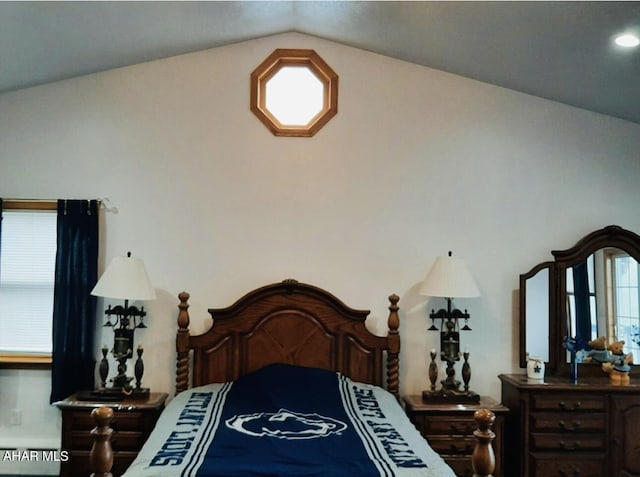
<box><xmin>558</xmin><ymin>401</ymin><xmax>581</xmax><ymax>411</ymax></box>
<box><xmin>558</xmin><ymin>420</ymin><xmax>582</xmax><ymax>431</ymax></box>
<box><xmin>449</xmin><ymin>423</ymin><xmax>473</xmax><ymax>434</ymax></box>
<box><xmin>559</xmin><ymin>469</ymin><xmax>581</xmax><ymax>477</ymax></box>
<box><xmin>449</xmin><ymin>443</ymin><xmax>473</xmax><ymax>454</ymax></box>
<box><xmin>559</xmin><ymin>440</ymin><xmax>581</xmax><ymax>450</ymax></box>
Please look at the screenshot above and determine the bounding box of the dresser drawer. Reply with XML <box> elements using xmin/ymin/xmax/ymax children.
<box><xmin>531</xmin><ymin>394</ymin><xmax>605</xmax><ymax>412</ymax></box>
<box><xmin>530</xmin><ymin>452</ymin><xmax>606</xmax><ymax>477</ymax></box>
<box><xmin>530</xmin><ymin>412</ymin><xmax>606</xmax><ymax>432</ymax></box>
<box><xmin>530</xmin><ymin>433</ymin><xmax>605</xmax><ymax>451</ymax></box>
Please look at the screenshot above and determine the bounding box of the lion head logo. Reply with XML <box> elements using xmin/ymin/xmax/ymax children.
<box><xmin>225</xmin><ymin>409</ymin><xmax>347</xmax><ymax>440</ymax></box>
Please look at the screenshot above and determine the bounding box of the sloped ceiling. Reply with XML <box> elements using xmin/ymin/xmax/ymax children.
<box><xmin>1</xmin><ymin>1</ymin><xmax>639</xmax><ymax>124</ymax></box>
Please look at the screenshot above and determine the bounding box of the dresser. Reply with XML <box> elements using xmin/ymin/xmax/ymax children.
<box><xmin>499</xmin><ymin>374</ymin><xmax>640</xmax><ymax>477</ymax></box>
<box><xmin>403</xmin><ymin>395</ymin><xmax>508</xmax><ymax>477</ymax></box>
<box><xmin>55</xmin><ymin>392</ymin><xmax>168</xmax><ymax>477</ymax></box>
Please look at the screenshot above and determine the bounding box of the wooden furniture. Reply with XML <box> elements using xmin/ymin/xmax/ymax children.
<box><xmin>90</xmin><ymin>279</ymin><xmax>498</xmax><ymax>476</ymax></box>
<box><xmin>519</xmin><ymin>224</ymin><xmax>640</xmax><ymax>378</ymax></box>
<box><xmin>514</xmin><ymin>226</ymin><xmax>640</xmax><ymax>476</ymax></box>
<box><xmin>404</xmin><ymin>395</ymin><xmax>508</xmax><ymax>477</ymax></box>
<box><xmin>55</xmin><ymin>392</ymin><xmax>167</xmax><ymax>477</ymax></box>
<box><xmin>176</xmin><ymin>279</ymin><xmax>401</xmax><ymax>397</ymax></box>
<box><xmin>500</xmin><ymin>373</ymin><xmax>640</xmax><ymax>477</ymax></box>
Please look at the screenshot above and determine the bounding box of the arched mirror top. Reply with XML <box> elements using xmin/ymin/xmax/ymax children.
<box><xmin>552</xmin><ymin>225</ymin><xmax>640</xmax><ymax>265</ymax></box>
<box><xmin>520</xmin><ymin>225</ymin><xmax>640</xmax><ymax>378</ymax></box>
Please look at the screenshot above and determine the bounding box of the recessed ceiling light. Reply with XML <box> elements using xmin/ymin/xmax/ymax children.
<box><xmin>615</xmin><ymin>33</ymin><xmax>640</xmax><ymax>48</ymax></box>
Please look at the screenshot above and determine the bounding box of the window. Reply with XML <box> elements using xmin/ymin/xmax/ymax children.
<box><xmin>610</xmin><ymin>251</ymin><xmax>640</xmax><ymax>358</ymax></box>
<box><xmin>0</xmin><ymin>200</ymin><xmax>57</xmax><ymax>366</ymax></box>
<box><xmin>250</xmin><ymin>49</ymin><xmax>338</xmax><ymax>137</ymax></box>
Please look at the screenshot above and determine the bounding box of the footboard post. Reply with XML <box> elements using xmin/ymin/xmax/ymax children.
<box><xmin>386</xmin><ymin>294</ymin><xmax>400</xmax><ymax>399</ymax></box>
<box><xmin>90</xmin><ymin>406</ymin><xmax>114</xmax><ymax>477</ymax></box>
<box><xmin>472</xmin><ymin>409</ymin><xmax>496</xmax><ymax>477</ymax></box>
<box><xmin>176</xmin><ymin>291</ymin><xmax>191</xmax><ymax>394</ymax></box>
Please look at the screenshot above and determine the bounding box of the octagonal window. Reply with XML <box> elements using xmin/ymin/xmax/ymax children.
<box><xmin>265</xmin><ymin>66</ymin><xmax>324</xmax><ymax>126</ymax></box>
<box><xmin>251</xmin><ymin>49</ymin><xmax>338</xmax><ymax>137</ymax></box>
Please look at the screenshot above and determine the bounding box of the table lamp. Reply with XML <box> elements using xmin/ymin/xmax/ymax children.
<box><xmin>90</xmin><ymin>251</ymin><xmax>156</xmax><ymax>398</ymax></box>
<box><xmin>420</xmin><ymin>251</ymin><xmax>480</xmax><ymax>403</ymax></box>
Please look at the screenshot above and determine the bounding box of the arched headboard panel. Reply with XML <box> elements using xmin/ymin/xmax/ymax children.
<box><xmin>176</xmin><ymin>279</ymin><xmax>400</xmax><ymax>397</ymax></box>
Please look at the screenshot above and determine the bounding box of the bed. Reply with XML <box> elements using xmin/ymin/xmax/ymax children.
<box><xmin>89</xmin><ymin>279</ymin><xmax>496</xmax><ymax>477</ymax></box>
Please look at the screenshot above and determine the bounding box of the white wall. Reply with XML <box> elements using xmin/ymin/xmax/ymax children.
<box><xmin>1</xmin><ymin>32</ymin><xmax>639</xmax><ymax>453</ymax></box>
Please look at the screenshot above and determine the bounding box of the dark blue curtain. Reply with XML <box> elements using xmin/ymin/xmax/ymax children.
<box><xmin>573</xmin><ymin>261</ymin><xmax>592</xmax><ymax>341</ymax></box>
<box><xmin>50</xmin><ymin>200</ymin><xmax>99</xmax><ymax>403</ymax></box>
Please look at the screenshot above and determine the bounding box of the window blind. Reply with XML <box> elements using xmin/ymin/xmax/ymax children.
<box><xmin>0</xmin><ymin>210</ymin><xmax>57</xmax><ymax>354</ymax></box>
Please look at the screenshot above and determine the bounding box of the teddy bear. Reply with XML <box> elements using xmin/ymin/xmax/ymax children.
<box><xmin>583</xmin><ymin>336</ymin><xmax>610</xmax><ymax>363</ymax></box>
<box><xmin>601</xmin><ymin>340</ymin><xmax>634</xmax><ymax>385</ymax></box>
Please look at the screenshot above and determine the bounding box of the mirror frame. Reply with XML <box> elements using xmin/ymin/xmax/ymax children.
<box><xmin>519</xmin><ymin>261</ymin><xmax>555</xmax><ymax>370</ymax></box>
<box><xmin>520</xmin><ymin>225</ymin><xmax>640</xmax><ymax>377</ymax></box>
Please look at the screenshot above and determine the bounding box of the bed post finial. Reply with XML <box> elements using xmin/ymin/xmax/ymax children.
<box><xmin>386</xmin><ymin>293</ymin><xmax>400</xmax><ymax>399</ymax></box>
<box><xmin>472</xmin><ymin>409</ymin><xmax>496</xmax><ymax>477</ymax></box>
<box><xmin>176</xmin><ymin>291</ymin><xmax>191</xmax><ymax>395</ymax></box>
<box><xmin>89</xmin><ymin>407</ymin><xmax>114</xmax><ymax>477</ymax></box>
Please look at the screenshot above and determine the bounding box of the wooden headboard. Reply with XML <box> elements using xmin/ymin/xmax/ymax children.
<box><xmin>175</xmin><ymin>279</ymin><xmax>401</xmax><ymax>398</ymax></box>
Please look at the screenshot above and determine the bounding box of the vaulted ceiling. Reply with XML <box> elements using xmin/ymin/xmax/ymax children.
<box><xmin>1</xmin><ymin>1</ymin><xmax>639</xmax><ymax>123</ymax></box>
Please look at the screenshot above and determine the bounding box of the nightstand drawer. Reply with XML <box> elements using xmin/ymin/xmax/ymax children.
<box><xmin>427</xmin><ymin>435</ymin><xmax>476</xmax><ymax>456</ymax></box>
<box><xmin>446</xmin><ymin>456</ymin><xmax>475</xmax><ymax>477</ymax></box>
<box><xmin>66</xmin><ymin>450</ymin><xmax>138</xmax><ymax>477</ymax></box>
<box><xmin>66</xmin><ymin>410</ymin><xmax>151</xmax><ymax>431</ymax></box>
<box><xmin>530</xmin><ymin>412</ymin><xmax>606</xmax><ymax>432</ymax></box>
<box><xmin>68</xmin><ymin>430</ymin><xmax>148</xmax><ymax>451</ymax></box>
<box><xmin>419</xmin><ymin>416</ymin><xmax>475</xmax><ymax>435</ymax></box>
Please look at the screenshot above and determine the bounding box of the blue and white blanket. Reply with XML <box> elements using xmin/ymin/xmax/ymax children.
<box><xmin>123</xmin><ymin>364</ymin><xmax>455</xmax><ymax>477</ymax></box>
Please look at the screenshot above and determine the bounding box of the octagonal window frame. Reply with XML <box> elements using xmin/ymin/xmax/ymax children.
<box><xmin>250</xmin><ymin>49</ymin><xmax>339</xmax><ymax>137</ymax></box>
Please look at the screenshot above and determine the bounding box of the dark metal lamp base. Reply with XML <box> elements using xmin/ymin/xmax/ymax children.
<box><xmin>422</xmin><ymin>388</ymin><xmax>480</xmax><ymax>404</ymax></box>
<box><xmin>76</xmin><ymin>387</ymin><xmax>150</xmax><ymax>402</ymax></box>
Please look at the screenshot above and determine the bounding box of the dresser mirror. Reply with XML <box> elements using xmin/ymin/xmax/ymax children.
<box><xmin>520</xmin><ymin>225</ymin><xmax>640</xmax><ymax>376</ymax></box>
<box><xmin>519</xmin><ymin>262</ymin><xmax>554</xmax><ymax>368</ymax></box>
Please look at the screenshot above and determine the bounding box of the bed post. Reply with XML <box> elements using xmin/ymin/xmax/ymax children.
<box><xmin>386</xmin><ymin>294</ymin><xmax>400</xmax><ymax>399</ymax></box>
<box><xmin>471</xmin><ymin>409</ymin><xmax>496</xmax><ymax>477</ymax></box>
<box><xmin>89</xmin><ymin>407</ymin><xmax>114</xmax><ymax>477</ymax></box>
<box><xmin>176</xmin><ymin>291</ymin><xmax>191</xmax><ymax>395</ymax></box>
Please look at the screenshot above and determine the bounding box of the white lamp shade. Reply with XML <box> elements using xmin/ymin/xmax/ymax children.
<box><xmin>419</xmin><ymin>254</ymin><xmax>480</xmax><ymax>298</ymax></box>
<box><xmin>91</xmin><ymin>253</ymin><xmax>156</xmax><ymax>301</ymax></box>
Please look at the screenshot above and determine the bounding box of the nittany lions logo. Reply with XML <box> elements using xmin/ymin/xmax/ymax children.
<box><xmin>225</xmin><ymin>409</ymin><xmax>347</xmax><ymax>440</ymax></box>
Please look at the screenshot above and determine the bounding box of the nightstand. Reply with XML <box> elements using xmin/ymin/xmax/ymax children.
<box><xmin>404</xmin><ymin>395</ymin><xmax>508</xmax><ymax>477</ymax></box>
<box><xmin>55</xmin><ymin>392</ymin><xmax>168</xmax><ymax>477</ymax></box>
